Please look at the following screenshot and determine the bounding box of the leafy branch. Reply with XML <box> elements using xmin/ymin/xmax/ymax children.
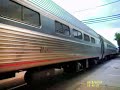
<box><xmin>115</xmin><ymin>32</ymin><xmax>120</xmax><ymax>47</ymax></box>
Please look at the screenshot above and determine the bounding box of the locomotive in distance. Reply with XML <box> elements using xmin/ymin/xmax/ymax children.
<box><xmin>0</xmin><ymin>0</ymin><xmax>118</xmax><ymax>82</ymax></box>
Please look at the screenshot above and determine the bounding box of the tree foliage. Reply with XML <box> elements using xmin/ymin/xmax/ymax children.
<box><xmin>115</xmin><ymin>32</ymin><xmax>120</xmax><ymax>47</ymax></box>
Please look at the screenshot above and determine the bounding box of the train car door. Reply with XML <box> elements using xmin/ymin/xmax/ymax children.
<box><xmin>99</xmin><ymin>36</ymin><xmax>105</xmax><ymax>59</ymax></box>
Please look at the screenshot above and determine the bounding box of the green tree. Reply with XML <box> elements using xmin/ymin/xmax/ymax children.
<box><xmin>115</xmin><ymin>32</ymin><xmax>120</xmax><ymax>46</ymax></box>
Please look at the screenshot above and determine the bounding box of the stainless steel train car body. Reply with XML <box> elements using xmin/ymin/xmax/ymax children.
<box><xmin>102</xmin><ymin>37</ymin><xmax>117</xmax><ymax>57</ymax></box>
<box><xmin>0</xmin><ymin>0</ymin><xmax>117</xmax><ymax>74</ymax></box>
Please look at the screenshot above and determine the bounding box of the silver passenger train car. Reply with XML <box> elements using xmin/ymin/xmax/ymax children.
<box><xmin>0</xmin><ymin>0</ymin><xmax>117</xmax><ymax>81</ymax></box>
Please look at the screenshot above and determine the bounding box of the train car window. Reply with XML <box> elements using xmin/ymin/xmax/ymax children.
<box><xmin>84</xmin><ymin>34</ymin><xmax>90</xmax><ymax>42</ymax></box>
<box><xmin>107</xmin><ymin>44</ymin><xmax>113</xmax><ymax>49</ymax></box>
<box><xmin>55</xmin><ymin>21</ymin><xmax>64</xmax><ymax>33</ymax></box>
<box><xmin>23</xmin><ymin>7</ymin><xmax>40</xmax><ymax>26</ymax></box>
<box><xmin>8</xmin><ymin>1</ymin><xmax>22</xmax><ymax>20</ymax></box>
<box><xmin>0</xmin><ymin>0</ymin><xmax>22</xmax><ymax>21</ymax></box>
<box><xmin>78</xmin><ymin>31</ymin><xmax>82</xmax><ymax>39</ymax></box>
<box><xmin>91</xmin><ymin>37</ymin><xmax>95</xmax><ymax>43</ymax></box>
<box><xmin>73</xmin><ymin>29</ymin><xmax>82</xmax><ymax>39</ymax></box>
<box><xmin>55</xmin><ymin>21</ymin><xmax>70</xmax><ymax>36</ymax></box>
<box><xmin>73</xmin><ymin>30</ymin><xmax>78</xmax><ymax>37</ymax></box>
<box><xmin>63</xmin><ymin>24</ymin><xmax>70</xmax><ymax>36</ymax></box>
<box><xmin>0</xmin><ymin>0</ymin><xmax>8</xmax><ymax>16</ymax></box>
<box><xmin>0</xmin><ymin>0</ymin><xmax>40</xmax><ymax>26</ymax></box>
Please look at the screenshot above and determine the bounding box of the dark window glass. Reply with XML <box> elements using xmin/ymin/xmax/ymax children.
<box><xmin>63</xmin><ymin>24</ymin><xmax>70</xmax><ymax>35</ymax></box>
<box><xmin>84</xmin><ymin>34</ymin><xmax>90</xmax><ymax>42</ymax></box>
<box><xmin>0</xmin><ymin>0</ymin><xmax>22</xmax><ymax>20</ymax></box>
<box><xmin>91</xmin><ymin>37</ymin><xmax>95</xmax><ymax>43</ymax></box>
<box><xmin>78</xmin><ymin>32</ymin><xmax>82</xmax><ymax>39</ymax></box>
<box><xmin>23</xmin><ymin>7</ymin><xmax>40</xmax><ymax>26</ymax></box>
<box><xmin>0</xmin><ymin>0</ymin><xmax>8</xmax><ymax>16</ymax></box>
<box><xmin>107</xmin><ymin>44</ymin><xmax>112</xmax><ymax>48</ymax></box>
<box><xmin>55</xmin><ymin>21</ymin><xmax>63</xmax><ymax>33</ymax></box>
<box><xmin>0</xmin><ymin>0</ymin><xmax>40</xmax><ymax>26</ymax></box>
<box><xmin>55</xmin><ymin>21</ymin><xmax>70</xmax><ymax>36</ymax></box>
<box><xmin>73</xmin><ymin>29</ymin><xmax>82</xmax><ymax>39</ymax></box>
<box><xmin>8</xmin><ymin>1</ymin><xmax>22</xmax><ymax>20</ymax></box>
<box><xmin>73</xmin><ymin>30</ymin><xmax>78</xmax><ymax>37</ymax></box>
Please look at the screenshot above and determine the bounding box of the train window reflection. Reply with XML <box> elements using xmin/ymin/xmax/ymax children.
<box><xmin>55</xmin><ymin>21</ymin><xmax>70</xmax><ymax>36</ymax></box>
<box><xmin>78</xmin><ymin>32</ymin><xmax>82</xmax><ymax>39</ymax></box>
<box><xmin>0</xmin><ymin>0</ymin><xmax>22</xmax><ymax>21</ymax></box>
<box><xmin>84</xmin><ymin>34</ymin><xmax>90</xmax><ymax>42</ymax></box>
<box><xmin>23</xmin><ymin>7</ymin><xmax>40</xmax><ymax>26</ymax></box>
<box><xmin>0</xmin><ymin>0</ymin><xmax>40</xmax><ymax>26</ymax></box>
<box><xmin>73</xmin><ymin>29</ymin><xmax>82</xmax><ymax>39</ymax></box>
<box><xmin>91</xmin><ymin>37</ymin><xmax>95</xmax><ymax>43</ymax></box>
<box><xmin>63</xmin><ymin>24</ymin><xmax>70</xmax><ymax>36</ymax></box>
<box><xmin>55</xmin><ymin>21</ymin><xmax>64</xmax><ymax>33</ymax></box>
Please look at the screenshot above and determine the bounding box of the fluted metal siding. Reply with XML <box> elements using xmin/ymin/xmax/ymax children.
<box><xmin>0</xmin><ymin>28</ymin><xmax>72</xmax><ymax>62</ymax></box>
<box><xmin>0</xmin><ymin>26</ymin><xmax>101</xmax><ymax>72</ymax></box>
<box><xmin>0</xmin><ymin>28</ymin><xmax>78</xmax><ymax>62</ymax></box>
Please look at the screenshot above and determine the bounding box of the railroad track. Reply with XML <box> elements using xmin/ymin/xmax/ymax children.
<box><xmin>7</xmin><ymin>83</ymin><xmax>27</xmax><ymax>90</ymax></box>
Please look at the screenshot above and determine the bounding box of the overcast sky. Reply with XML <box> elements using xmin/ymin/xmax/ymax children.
<box><xmin>52</xmin><ymin>0</ymin><xmax>120</xmax><ymax>46</ymax></box>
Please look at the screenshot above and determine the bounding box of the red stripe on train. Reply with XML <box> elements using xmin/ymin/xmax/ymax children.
<box><xmin>0</xmin><ymin>56</ymin><xmax>87</xmax><ymax>68</ymax></box>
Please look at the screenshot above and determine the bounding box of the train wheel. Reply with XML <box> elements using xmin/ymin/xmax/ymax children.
<box><xmin>63</xmin><ymin>64</ymin><xmax>74</xmax><ymax>73</ymax></box>
<box><xmin>24</xmin><ymin>68</ymin><xmax>55</xmax><ymax>84</ymax></box>
<box><xmin>104</xmin><ymin>56</ymin><xmax>108</xmax><ymax>61</ymax></box>
<box><xmin>24</xmin><ymin>70</ymin><xmax>34</xmax><ymax>84</ymax></box>
<box><xmin>63</xmin><ymin>62</ymin><xmax>84</xmax><ymax>73</ymax></box>
<box><xmin>24</xmin><ymin>71</ymin><xmax>31</xmax><ymax>84</ymax></box>
<box><xmin>94</xmin><ymin>59</ymin><xmax>98</xmax><ymax>65</ymax></box>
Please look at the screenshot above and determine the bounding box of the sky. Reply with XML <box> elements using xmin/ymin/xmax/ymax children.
<box><xmin>52</xmin><ymin>0</ymin><xmax>120</xmax><ymax>46</ymax></box>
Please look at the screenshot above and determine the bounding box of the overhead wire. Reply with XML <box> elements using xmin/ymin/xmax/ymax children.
<box><xmin>75</xmin><ymin>0</ymin><xmax>120</xmax><ymax>12</ymax></box>
<box><xmin>82</xmin><ymin>14</ymin><xmax>120</xmax><ymax>24</ymax></box>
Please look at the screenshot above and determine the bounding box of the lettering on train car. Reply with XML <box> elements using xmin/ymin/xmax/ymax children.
<box><xmin>39</xmin><ymin>47</ymin><xmax>52</xmax><ymax>53</ymax></box>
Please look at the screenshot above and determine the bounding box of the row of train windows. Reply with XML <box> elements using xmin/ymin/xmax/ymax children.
<box><xmin>0</xmin><ymin>0</ymin><xmax>95</xmax><ymax>44</ymax></box>
<box><xmin>107</xmin><ymin>44</ymin><xmax>114</xmax><ymax>49</ymax></box>
<box><xmin>55</xmin><ymin>21</ymin><xmax>96</xmax><ymax>43</ymax></box>
<box><xmin>0</xmin><ymin>0</ymin><xmax>40</xmax><ymax>26</ymax></box>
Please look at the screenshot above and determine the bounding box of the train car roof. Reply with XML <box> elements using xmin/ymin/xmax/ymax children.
<box><xmin>27</xmin><ymin>0</ymin><xmax>98</xmax><ymax>37</ymax></box>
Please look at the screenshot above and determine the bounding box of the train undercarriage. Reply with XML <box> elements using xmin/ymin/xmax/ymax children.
<box><xmin>0</xmin><ymin>54</ymin><xmax>117</xmax><ymax>84</ymax></box>
<box><xmin>23</xmin><ymin>57</ymin><xmax>103</xmax><ymax>84</ymax></box>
